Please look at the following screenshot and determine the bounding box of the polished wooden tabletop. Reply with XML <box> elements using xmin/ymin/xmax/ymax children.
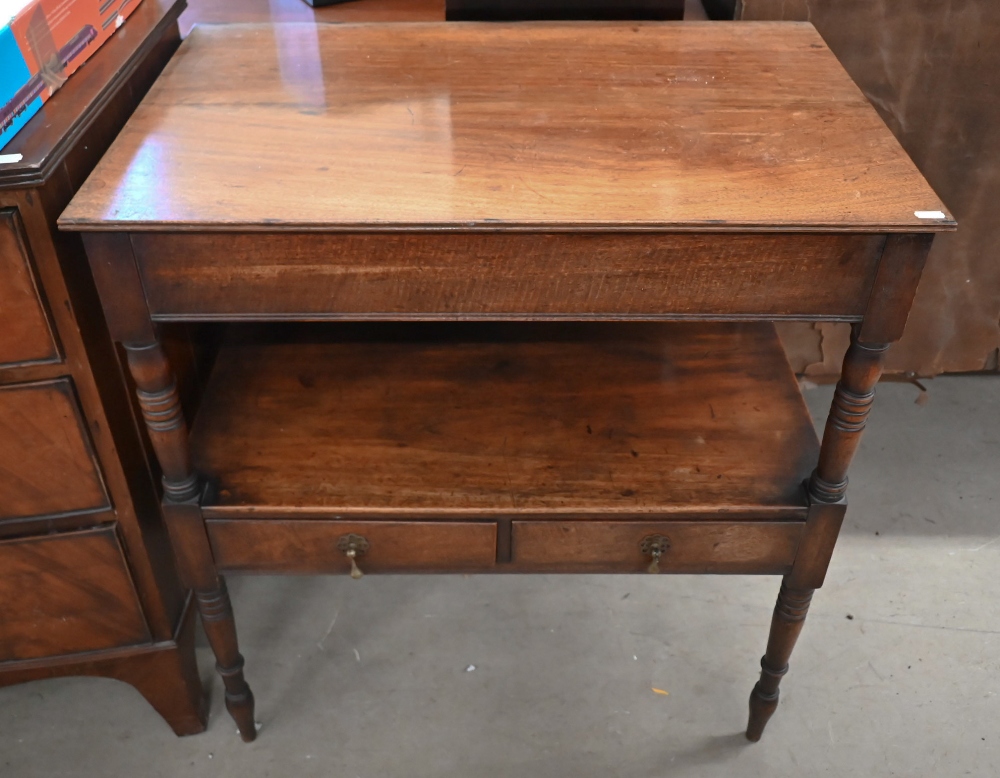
<box><xmin>60</xmin><ymin>21</ymin><xmax>952</xmax><ymax>232</ymax></box>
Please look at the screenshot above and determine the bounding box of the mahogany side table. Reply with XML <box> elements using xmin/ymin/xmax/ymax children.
<box><xmin>59</xmin><ymin>21</ymin><xmax>954</xmax><ymax>742</ymax></box>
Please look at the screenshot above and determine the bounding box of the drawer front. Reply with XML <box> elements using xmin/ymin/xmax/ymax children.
<box><xmin>0</xmin><ymin>525</ymin><xmax>151</xmax><ymax>661</ymax></box>
<box><xmin>0</xmin><ymin>209</ymin><xmax>59</xmax><ymax>367</ymax></box>
<box><xmin>207</xmin><ymin>519</ymin><xmax>498</xmax><ymax>574</ymax></box>
<box><xmin>134</xmin><ymin>232</ymin><xmax>884</xmax><ymax>320</ymax></box>
<box><xmin>0</xmin><ymin>379</ymin><xmax>110</xmax><ymax>521</ymax></box>
<box><xmin>511</xmin><ymin>521</ymin><xmax>803</xmax><ymax>574</ymax></box>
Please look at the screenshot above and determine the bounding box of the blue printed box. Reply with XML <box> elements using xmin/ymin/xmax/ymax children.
<box><xmin>1</xmin><ymin>0</ymin><xmax>144</xmax><ymax>150</ymax></box>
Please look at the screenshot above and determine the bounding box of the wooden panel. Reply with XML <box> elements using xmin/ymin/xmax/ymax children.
<box><xmin>207</xmin><ymin>519</ymin><xmax>497</xmax><ymax>574</ymax></box>
<box><xmin>59</xmin><ymin>23</ymin><xmax>952</xmax><ymax>233</ymax></box>
<box><xmin>134</xmin><ymin>231</ymin><xmax>884</xmax><ymax>319</ymax></box>
<box><xmin>0</xmin><ymin>526</ymin><xmax>150</xmax><ymax>661</ymax></box>
<box><xmin>0</xmin><ymin>209</ymin><xmax>58</xmax><ymax>367</ymax></box>
<box><xmin>446</xmin><ymin>0</ymin><xmax>684</xmax><ymax>21</ymax></box>
<box><xmin>0</xmin><ymin>379</ymin><xmax>109</xmax><ymax>520</ymax></box>
<box><xmin>192</xmin><ymin>322</ymin><xmax>818</xmax><ymax>518</ymax></box>
<box><xmin>511</xmin><ymin>520</ymin><xmax>802</xmax><ymax>573</ymax></box>
<box><xmin>740</xmin><ymin>0</ymin><xmax>993</xmax><ymax>377</ymax></box>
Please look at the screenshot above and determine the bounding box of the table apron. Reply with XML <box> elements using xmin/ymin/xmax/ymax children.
<box><xmin>129</xmin><ymin>231</ymin><xmax>886</xmax><ymax>321</ymax></box>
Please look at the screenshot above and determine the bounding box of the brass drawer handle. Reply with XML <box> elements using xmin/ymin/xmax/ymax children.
<box><xmin>337</xmin><ymin>534</ymin><xmax>370</xmax><ymax>579</ymax></box>
<box><xmin>640</xmin><ymin>534</ymin><xmax>671</xmax><ymax>574</ymax></box>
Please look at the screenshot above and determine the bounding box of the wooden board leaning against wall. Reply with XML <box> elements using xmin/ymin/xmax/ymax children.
<box><xmin>737</xmin><ymin>0</ymin><xmax>1000</xmax><ymax>377</ymax></box>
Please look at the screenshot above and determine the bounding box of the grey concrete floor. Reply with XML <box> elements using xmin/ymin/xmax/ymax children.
<box><xmin>1</xmin><ymin>375</ymin><xmax>997</xmax><ymax>776</ymax></box>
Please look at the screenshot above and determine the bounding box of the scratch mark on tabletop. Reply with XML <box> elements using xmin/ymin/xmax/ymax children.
<box><xmin>518</xmin><ymin>176</ymin><xmax>554</xmax><ymax>203</ymax></box>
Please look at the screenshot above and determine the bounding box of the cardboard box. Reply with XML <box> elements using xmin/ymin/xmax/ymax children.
<box><xmin>1</xmin><ymin>0</ymin><xmax>144</xmax><ymax>150</ymax></box>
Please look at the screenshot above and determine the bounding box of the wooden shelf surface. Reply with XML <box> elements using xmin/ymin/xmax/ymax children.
<box><xmin>190</xmin><ymin>322</ymin><xmax>818</xmax><ymax>519</ymax></box>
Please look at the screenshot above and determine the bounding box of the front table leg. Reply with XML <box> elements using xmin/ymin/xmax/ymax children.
<box><xmin>746</xmin><ymin>582</ymin><xmax>814</xmax><ymax>741</ymax></box>
<box><xmin>196</xmin><ymin>581</ymin><xmax>257</xmax><ymax>740</ymax></box>
<box><xmin>125</xmin><ymin>341</ymin><xmax>257</xmax><ymax>741</ymax></box>
<box><xmin>746</xmin><ymin>332</ymin><xmax>888</xmax><ymax>741</ymax></box>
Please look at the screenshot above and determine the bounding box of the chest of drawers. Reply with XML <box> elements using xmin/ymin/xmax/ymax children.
<box><xmin>0</xmin><ymin>0</ymin><xmax>206</xmax><ymax>736</ymax></box>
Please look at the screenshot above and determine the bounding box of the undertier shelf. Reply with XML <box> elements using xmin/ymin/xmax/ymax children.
<box><xmin>189</xmin><ymin>322</ymin><xmax>819</xmax><ymax>521</ymax></box>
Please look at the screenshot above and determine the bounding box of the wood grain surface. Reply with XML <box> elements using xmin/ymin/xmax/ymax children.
<box><xmin>180</xmin><ymin>0</ymin><xmax>442</xmax><ymax>35</ymax></box>
<box><xmin>190</xmin><ymin>322</ymin><xmax>818</xmax><ymax>518</ymax></box>
<box><xmin>0</xmin><ymin>209</ymin><xmax>59</xmax><ymax>367</ymax></box>
<box><xmin>0</xmin><ymin>379</ymin><xmax>110</xmax><ymax>520</ymax></box>
<box><xmin>509</xmin><ymin>520</ymin><xmax>802</xmax><ymax>573</ymax></box>
<box><xmin>207</xmin><ymin>519</ymin><xmax>497</xmax><ymax>573</ymax></box>
<box><xmin>59</xmin><ymin>22</ymin><xmax>952</xmax><ymax>232</ymax></box>
<box><xmin>132</xmin><ymin>231</ymin><xmax>885</xmax><ymax>320</ymax></box>
<box><xmin>0</xmin><ymin>526</ymin><xmax>150</xmax><ymax>661</ymax></box>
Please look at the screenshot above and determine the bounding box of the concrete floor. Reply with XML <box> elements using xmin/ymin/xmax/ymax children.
<box><xmin>0</xmin><ymin>375</ymin><xmax>997</xmax><ymax>776</ymax></box>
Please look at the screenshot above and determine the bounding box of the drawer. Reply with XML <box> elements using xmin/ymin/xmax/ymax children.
<box><xmin>0</xmin><ymin>525</ymin><xmax>151</xmax><ymax>661</ymax></box>
<box><xmin>207</xmin><ymin>519</ymin><xmax>498</xmax><ymax>574</ymax></box>
<box><xmin>510</xmin><ymin>521</ymin><xmax>804</xmax><ymax>574</ymax></box>
<box><xmin>0</xmin><ymin>209</ymin><xmax>59</xmax><ymax>367</ymax></box>
<box><xmin>0</xmin><ymin>379</ymin><xmax>110</xmax><ymax>521</ymax></box>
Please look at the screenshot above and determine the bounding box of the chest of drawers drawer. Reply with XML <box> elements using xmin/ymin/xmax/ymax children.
<box><xmin>0</xmin><ymin>379</ymin><xmax>110</xmax><ymax>522</ymax></box>
<box><xmin>0</xmin><ymin>525</ymin><xmax>150</xmax><ymax>661</ymax></box>
<box><xmin>0</xmin><ymin>209</ymin><xmax>59</xmax><ymax>368</ymax></box>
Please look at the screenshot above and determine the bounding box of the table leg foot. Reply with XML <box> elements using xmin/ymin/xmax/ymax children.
<box><xmin>745</xmin><ymin>580</ymin><xmax>813</xmax><ymax>742</ymax></box>
<box><xmin>196</xmin><ymin>580</ymin><xmax>257</xmax><ymax>742</ymax></box>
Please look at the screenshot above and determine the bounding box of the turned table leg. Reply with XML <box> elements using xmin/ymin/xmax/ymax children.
<box><xmin>746</xmin><ymin>331</ymin><xmax>888</xmax><ymax>741</ymax></box>
<box><xmin>746</xmin><ymin>582</ymin><xmax>813</xmax><ymax>741</ymax></box>
<box><xmin>746</xmin><ymin>234</ymin><xmax>932</xmax><ymax>740</ymax></box>
<box><xmin>125</xmin><ymin>340</ymin><xmax>257</xmax><ymax>742</ymax></box>
<box><xmin>82</xmin><ymin>233</ymin><xmax>259</xmax><ymax>740</ymax></box>
<box><xmin>197</xmin><ymin>581</ymin><xmax>256</xmax><ymax>740</ymax></box>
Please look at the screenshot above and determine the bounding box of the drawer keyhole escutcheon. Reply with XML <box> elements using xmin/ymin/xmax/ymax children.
<box><xmin>337</xmin><ymin>534</ymin><xmax>370</xmax><ymax>579</ymax></box>
<box><xmin>640</xmin><ymin>534</ymin><xmax>671</xmax><ymax>574</ymax></box>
